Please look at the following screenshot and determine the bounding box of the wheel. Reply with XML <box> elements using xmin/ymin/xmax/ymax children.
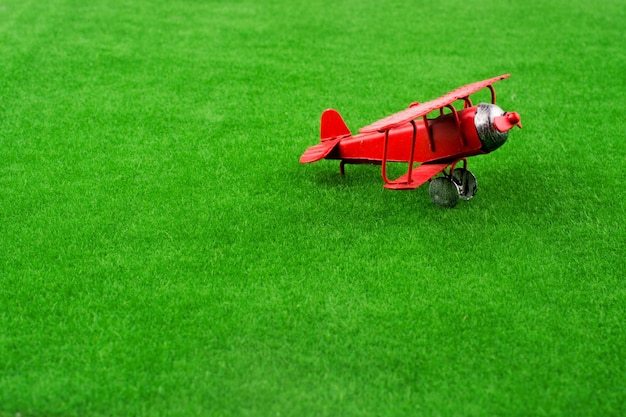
<box><xmin>429</xmin><ymin>177</ymin><xmax>460</xmax><ymax>208</ymax></box>
<box><xmin>451</xmin><ymin>168</ymin><xmax>477</xmax><ymax>200</ymax></box>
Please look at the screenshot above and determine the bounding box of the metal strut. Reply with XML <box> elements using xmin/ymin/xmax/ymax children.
<box><xmin>381</xmin><ymin>129</ymin><xmax>391</xmax><ymax>183</ymax></box>
<box><xmin>488</xmin><ymin>84</ymin><xmax>496</xmax><ymax>104</ymax></box>
<box><xmin>446</xmin><ymin>104</ymin><xmax>465</xmax><ymax>147</ymax></box>
<box><xmin>424</xmin><ymin>115</ymin><xmax>434</xmax><ymax>152</ymax></box>
<box><xmin>406</xmin><ymin>120</ymin><xmax>417</xmax><ymax>184</ymax></box>
<box><xmin>449</xmin><ymin>158</ymin><xmax>468</xmax><ymax>177</ymax></box>
<box><xmin>340</xmin><ymin>159</ymin><xmax>380</xmax><ymax>176</ymax></box>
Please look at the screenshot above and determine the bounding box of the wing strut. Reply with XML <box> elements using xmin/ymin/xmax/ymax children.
<box><xmin>381</xmin><ymin>120</ymin><xmax>418</xmax><ymax>186</ymax></box>
<box><xmin>406</xmin><ymin>120</ymin><xmax>417</xmax><ymax>184</ymax></box>
<box><xmin>381</xmin><ymin>129</ymin><xmax>391</xmax><ymax>183</ymax></box>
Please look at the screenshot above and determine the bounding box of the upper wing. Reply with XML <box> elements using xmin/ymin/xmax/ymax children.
<box><xmin>359</xmin><ymin>74</ymin><xmax>510</xmax><ymax>133</ymax></box>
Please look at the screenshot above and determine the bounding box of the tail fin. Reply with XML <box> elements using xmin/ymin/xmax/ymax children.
<box><xmin>300</xmin><ymin>109</ymin><xmax>350</xmax><ymax>164</ymax></box>
<box><xmin>320</xmin><ymin>109</ymin><xmax>351</xmax><ymax>141</ymax></box>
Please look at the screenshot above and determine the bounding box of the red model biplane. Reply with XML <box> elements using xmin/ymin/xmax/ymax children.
<box><xmin>300</xmin><ymin>74</ymin><xmax>522</xmax><ymax>207</ymax></box>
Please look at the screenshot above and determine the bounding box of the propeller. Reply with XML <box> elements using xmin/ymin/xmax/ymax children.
<box><xmin>493</xmin><ymin>112</ymin><xmax>522</xmax><ymax>132</ymax></box>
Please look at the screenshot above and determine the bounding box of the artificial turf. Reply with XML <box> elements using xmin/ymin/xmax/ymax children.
<box><xmin>1</xmin><ymin>0</ymin><xmax>624</xmax><ymax>416</ymax></box>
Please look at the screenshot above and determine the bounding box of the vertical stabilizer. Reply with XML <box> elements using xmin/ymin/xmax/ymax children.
<box><xmin>320</xmin><ymin>109</ymin><xmax>351</xmax><ymax>141</ymax></box>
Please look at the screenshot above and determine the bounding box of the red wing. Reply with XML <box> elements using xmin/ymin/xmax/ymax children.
<box><xmin>384</xmin><ymin>161</ymin><xmax>452</xmax><ymax>190</ymax></box>
<box><xmin>360</xmin><ymin>74</ymin><xmax>510</xmax><ymax>133</ymax></box>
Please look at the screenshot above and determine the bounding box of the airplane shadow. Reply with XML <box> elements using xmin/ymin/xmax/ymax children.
<box><xmin>301</xmin><ymin>159</ymin><xmax>547</xmax><ymax>220</ymax></box>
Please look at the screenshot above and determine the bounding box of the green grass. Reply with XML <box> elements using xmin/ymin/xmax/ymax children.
<box><xmin>1</xmin><ymin>0</ymin><xmax>625</xmax><ymax>416</ymax></box>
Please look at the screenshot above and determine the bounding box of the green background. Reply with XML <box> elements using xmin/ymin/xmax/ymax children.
<box><xmin>1</xmin><ymin>0</ymin><xmax>624</xmax><ymax>416</ymax></box>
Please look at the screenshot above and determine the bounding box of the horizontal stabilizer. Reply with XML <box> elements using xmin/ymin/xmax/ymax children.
<box><xmin>384</xmin><ymin>162</ymin><xmax>451</xmax><ymax>190</ymax></box>
<box><xmin>300</xmin><ymin>138</ymin><xmax>341</xmax><ymax>164</ymax></box>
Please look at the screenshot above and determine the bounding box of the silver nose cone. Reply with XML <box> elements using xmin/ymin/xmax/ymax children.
<box><xmin>475</xmin><ymin>103</ymin><xmax>509</xmax><ymax>153</ymax></box>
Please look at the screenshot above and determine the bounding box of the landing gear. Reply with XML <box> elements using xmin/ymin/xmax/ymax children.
<box><xmin>451</xmin><ymin>168</ymin><xmax>477</xmax><ymax>200</ymax></box>
<box><xmin>428</xmin><ymin>159</ymin><xmax>478</xmax><ymax>207</ymax></box>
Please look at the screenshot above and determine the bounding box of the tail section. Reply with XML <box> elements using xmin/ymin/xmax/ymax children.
<box><xmin>300</xmin><ymin>109</ymin><xmax>351</xmax><ymax>164</ymax></box>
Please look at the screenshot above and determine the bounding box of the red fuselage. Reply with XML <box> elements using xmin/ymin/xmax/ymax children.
<box><xmin>328</xmin><ymin>106</ymin><xmax>485</xmax><ymax>164</ymax></box>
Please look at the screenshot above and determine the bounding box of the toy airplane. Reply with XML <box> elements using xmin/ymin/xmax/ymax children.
<box><xmin>300</xmin><ymin>74</ymin><xmax>522</xmax><ymax>207</ymax></box>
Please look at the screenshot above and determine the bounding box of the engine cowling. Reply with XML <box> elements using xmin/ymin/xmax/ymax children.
<box><xmin>474</xmin><ymin>103</ymin><xmax>521</xmax><ymax>153</ymax></box>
